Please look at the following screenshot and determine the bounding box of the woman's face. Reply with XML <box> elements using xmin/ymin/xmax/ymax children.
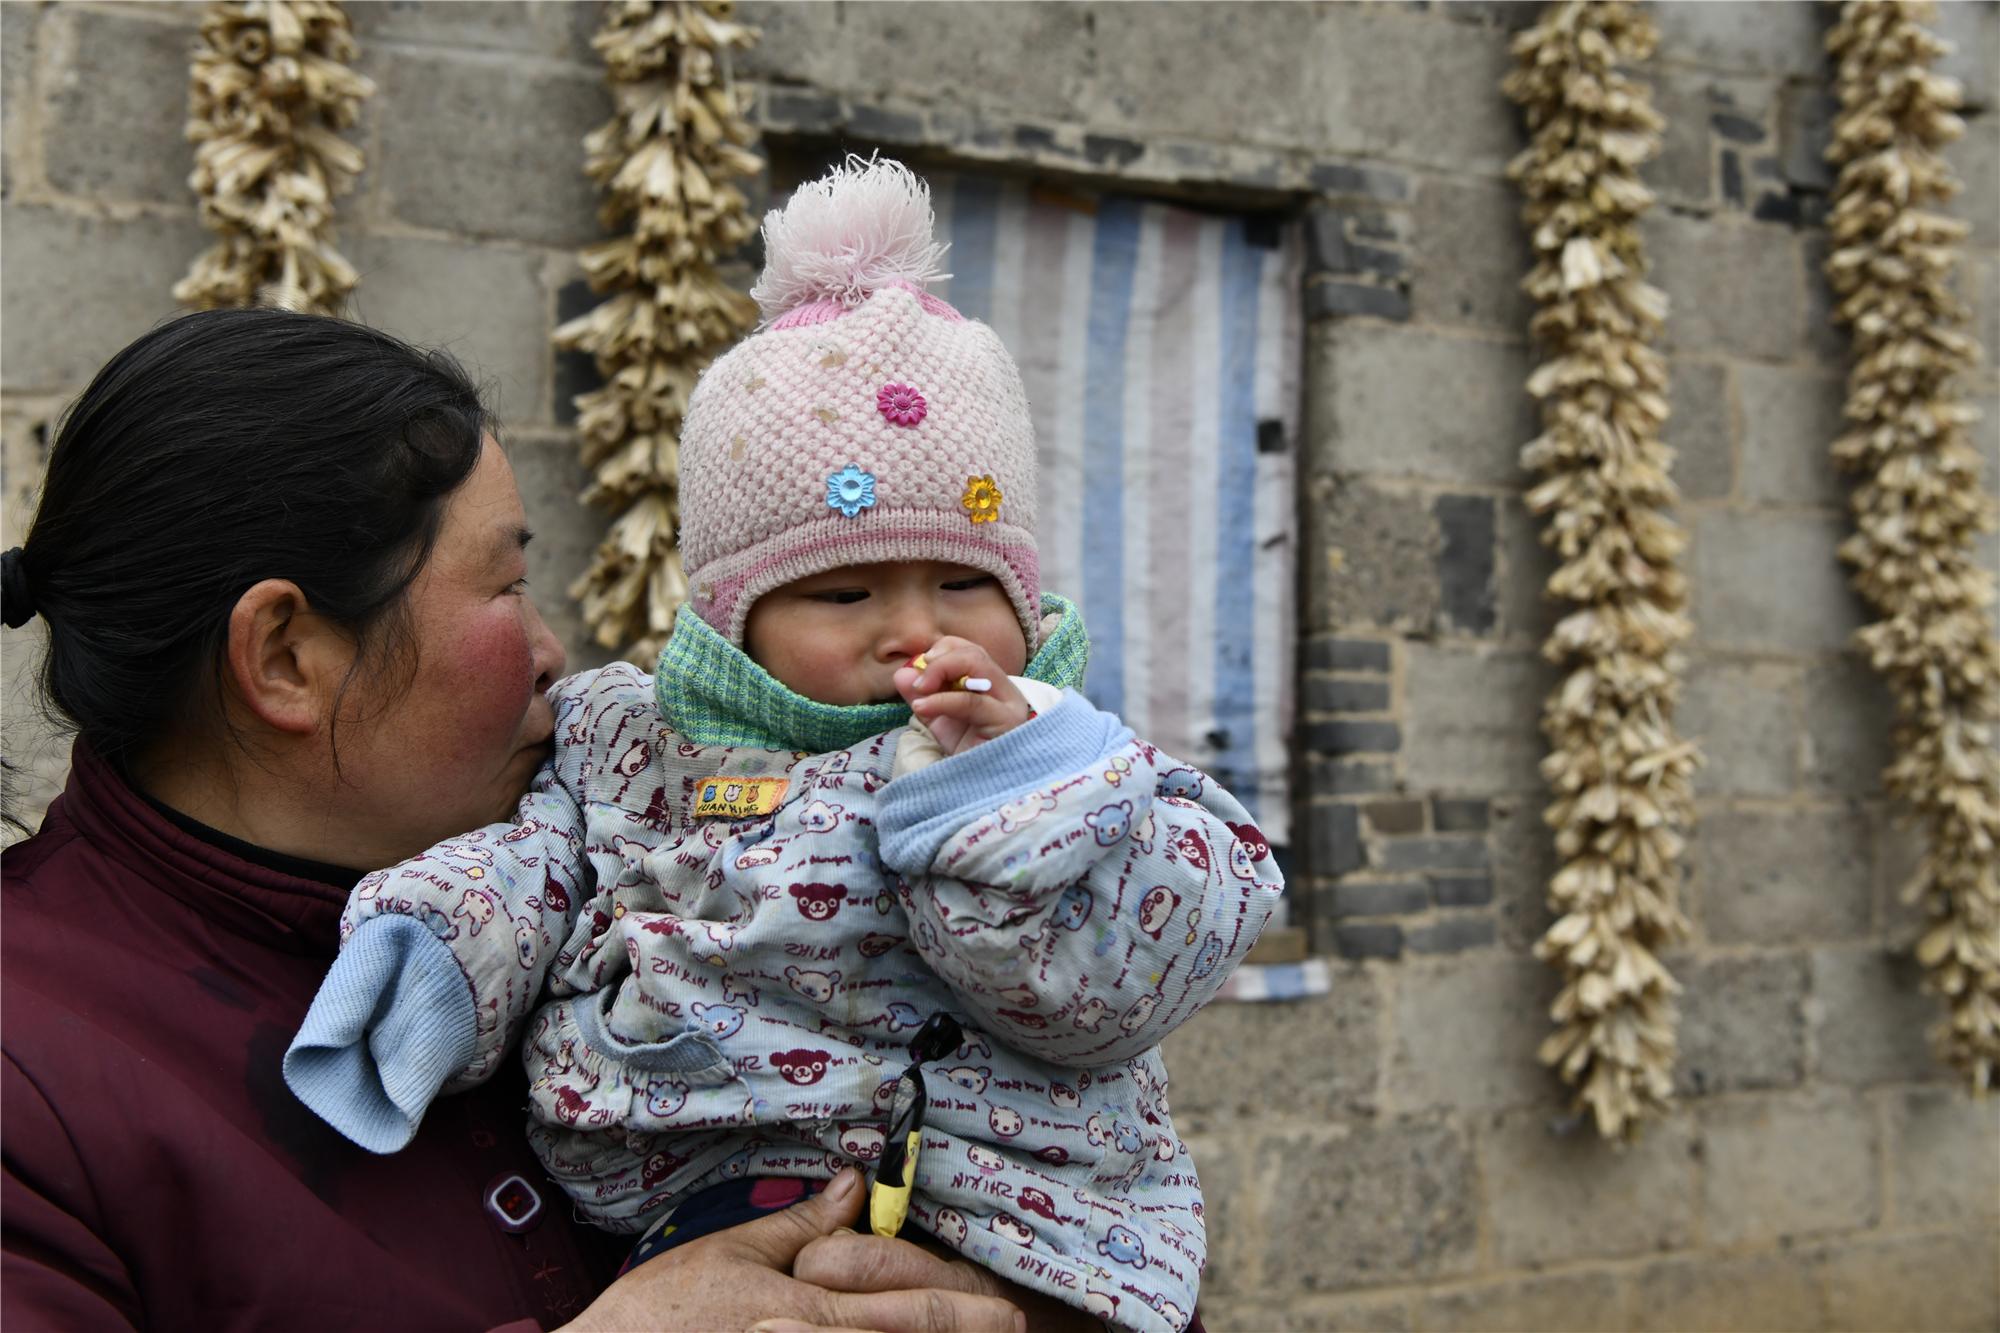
<box><xmin>329</xmin><ymin>437</ymin><xmax>566</xmax><ymax>864</ymax></box>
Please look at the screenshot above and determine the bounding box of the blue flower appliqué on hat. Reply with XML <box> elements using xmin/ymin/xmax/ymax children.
<box><xmin>825</xmin><ymin>464</ymin><xmax>876</xmax><ymax>519</ymax></box>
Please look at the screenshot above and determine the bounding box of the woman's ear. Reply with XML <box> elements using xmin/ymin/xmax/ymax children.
<box><xmin>224</xmin><ymin>579</ymin><xmax>351</xmax><ymax>736</ymax></box>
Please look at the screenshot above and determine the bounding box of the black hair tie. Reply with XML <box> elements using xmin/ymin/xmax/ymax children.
<box><xmin>2</xmin><ymin>547</ymin><xmax>36</xmax><ymax>628</ymax></box>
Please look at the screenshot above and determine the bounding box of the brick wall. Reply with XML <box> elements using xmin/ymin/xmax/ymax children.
<box><xmin>2</xmin><ymin>3</ymin><xmax>1996</xmax><ymax>1327</ymax></box>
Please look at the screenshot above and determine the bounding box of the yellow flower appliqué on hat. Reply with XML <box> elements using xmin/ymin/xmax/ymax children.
<box><xmin>961</xmin><ymin>475</ymin><xmax>1003</xmax><ymax>524</ymax></box>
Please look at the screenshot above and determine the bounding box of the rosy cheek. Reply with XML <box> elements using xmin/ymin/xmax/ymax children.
<box><xmin>446</xmin><ymin>611</ymin><xmax>538</xmax><ymax>755</ymax></box>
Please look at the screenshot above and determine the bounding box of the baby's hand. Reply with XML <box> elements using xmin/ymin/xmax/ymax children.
<box><xmin>893</xmin><ymin>637</ymin><xmax>1035</xmax><ymax>757</ymax></box>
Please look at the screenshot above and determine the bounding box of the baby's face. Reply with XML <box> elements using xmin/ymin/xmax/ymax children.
<box><xmin>743</xmin><ymin>560</ymin><xmax>1027</xmax><ymax>706</ymax></box>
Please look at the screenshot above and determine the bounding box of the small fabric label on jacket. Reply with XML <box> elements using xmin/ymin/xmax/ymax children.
<box><xmin>694</xmin><ymin>777</ymin><xmax>790</xmax><ymax>819</ymax></box>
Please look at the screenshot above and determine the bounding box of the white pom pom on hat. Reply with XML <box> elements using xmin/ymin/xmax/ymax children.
<box><xmin>749</xmin><ymin>154</ymin><xmax>953</xmax><ymax>322</ymax></box>
<box><xmin>679</xmin><ymin>155</ymin><xmax>1043</xmax><ymax>655</ymax></box>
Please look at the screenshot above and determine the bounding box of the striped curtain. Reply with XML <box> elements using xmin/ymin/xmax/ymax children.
<box><xmin>927</xmin><ymin>175</ymin><xmax>1302</xmax><ymax>846</ymax></box>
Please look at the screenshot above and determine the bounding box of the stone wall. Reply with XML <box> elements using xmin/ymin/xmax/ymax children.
<box><xmin>2</xmin><ymin>2</ymin><xmax>1996</xmax><ymax>1328</ymax></box>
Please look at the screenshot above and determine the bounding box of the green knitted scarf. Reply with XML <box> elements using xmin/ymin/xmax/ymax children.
<box><xmin>655</xmin><ymin>593</ymin><xmax>1090</xmax><ymax>752</ymax></box>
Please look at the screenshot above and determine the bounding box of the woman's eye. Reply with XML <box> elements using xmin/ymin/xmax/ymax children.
<box><xmin>943</xmin><ymin>576</ymin><xmax>993</xmax><ymax>592</ymax></box>
<box><xmin>508</xmin><ymin>577</ymin><xmax>531</xmax><ymax>594</ymax></box>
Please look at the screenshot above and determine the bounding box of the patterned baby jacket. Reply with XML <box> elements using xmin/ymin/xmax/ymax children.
<box><xmin>286</xmin><ymin>661</ymin><xmax>1285</xmax><ymax>1333</ymax></box>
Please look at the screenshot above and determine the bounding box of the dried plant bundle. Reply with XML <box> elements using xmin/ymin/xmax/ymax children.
<box><xmin>558</xmin><ymin>0</ymin><xmax>762</xmax><ymax>657</ymax></box>
<box><xmin>1824</xmin><ymin>1</ymin><xmax>2000</xmax><ymax>1092</ymax></box>
<box><xmin>1504</xmin><ymin>0</ymin><xmax>1698</xmax><ymax>1139</ymax></box>
<box><xmin>176</xmin><ymin>0</ymin><xmax>373</xmax><ymax>313</ymax></box>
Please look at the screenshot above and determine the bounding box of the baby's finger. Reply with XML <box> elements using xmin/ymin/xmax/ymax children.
<box><xmin>909</xmin><ymin>689</ymin><xmax>1026</xmax><ymax>730</ymax></box>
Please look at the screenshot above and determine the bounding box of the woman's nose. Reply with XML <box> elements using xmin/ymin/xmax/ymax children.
<box><xmin>526</xmin><ymin>597</ymin><xmax>567</xmax><ymax>689</ymax></box>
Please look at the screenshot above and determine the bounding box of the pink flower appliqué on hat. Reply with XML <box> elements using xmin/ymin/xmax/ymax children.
<box><xmin>876</xmin><ymin>383</ymin><xmax>927</xmax><ymax>427</ymax></box>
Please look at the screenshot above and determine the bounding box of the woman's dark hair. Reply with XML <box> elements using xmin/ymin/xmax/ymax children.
<box><xmin>7</xmin><ymin>307</ymin><xmax>489</xmax><ymax>770</ymax></box>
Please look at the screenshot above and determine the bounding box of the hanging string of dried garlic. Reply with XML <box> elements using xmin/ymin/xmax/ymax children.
<box><xmin>1824</xmin><ymin>1</ymin><xmax>2000</xmax><ymax>1093</ymax></box>
<box><xmin>1503</xmin><ymin>0</ymin><xmax>1698</xmax><ymax>1139</ymax></box>
<box><xmin>176</xmin><ymin>0</ymin><xmax>373</xmax><ymax>312</ymax></box>
<box><xmin>557</xmin><ymin>0</ymin><xmax>763</xmax><ymax>658</ymax></box>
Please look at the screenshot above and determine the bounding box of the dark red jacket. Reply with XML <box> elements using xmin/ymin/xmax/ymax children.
<box><xmin>2</xmin><ymin>743</ymin><xmax>624</xmax><ymax>1330</ymax></box>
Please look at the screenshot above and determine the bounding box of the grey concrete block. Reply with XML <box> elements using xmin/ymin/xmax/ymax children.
<box><xmin>2</xmin><ymin>2</ymin><xmax>42</xmax><ymax>200</ymax></box>
<box><xmin>41</xmin><ymin>6</ymin><xmax>199</xmax><ymax>206</ymax></box>
<box><xmin>1332</xmin><ymin>921</ymin><xmax>1404</xmax><ymax>960</ymax></box>
<box><xmin>1387</xmin><ymin>954</ymin><xmax>1560</xmax><ymax>1114</ymax></box>
<box><xmin>370</xmin><ymin>47</ymin><xmax>607</xmax><ymax>249</ymax></box>
<box><xmin>342</xmin><ymin>232</ymin><xmax>552</xmax><ymax>428</ymax></box>
<box><xmin>1701</xmin><ymin>1092</ymin><xmax>1879</xmax><ymax>1246</ymax></box>
<box><xmin>1304</xmin><ymin>676</ymin><xmax>1390</xmax><ymax>714</ymax></box>
<box><xmin>1305</xmin><ymin>637</ymin><xmax>1391</xmax><ymax>673</ymax></box>
<box><xmin>1309</xmin><ymin>160</ymin><xmax>1412</xmax><ymax>201</ymax></box>
<box><xmin>1674</xmin><ymin>952</ymin><xmax>1807</xmax><ymax>1097</ymax></box>
<box><xmin>1495</xmin><ymin>496</ymin><xmax>1558</xmax><ymax>642</ymax></box>
<box><xmin>735</xmin><ymin>1</ymin><xmax>856</xmax><ymax>90</ymax></box>
<box><xmin>1404</xmin><ymin>914</ymin><xmax>1496</xmax><ymax>954</ymax></box>
<box><xmin>1799</xmin><ymin>231</ymin><xmax>1851</xmax><ymax>369</ymax></box>
<box><xmin>1313</xmin><ymin>322</ymin><xmax>1537</xmax><ymax>488</ymax></box>
<box><xmin>1373</xmin><ymin>835</ymin><xmax>1488</xmax><ymax>874</ymax></box>
<box><xmin>1884</xmin><ymin>1084</ymin><xmax>2000</xmax><ymax>1229</ymax></box>
<box><xmin>1934</xmin><ymin>0</ymin><xmax>2000</xmax><ymax>110</ymax></box>
<box><xmin>1647</xmin><ymin>69</ymin><xmax>1776</xmax><ymax>211</ymax></box>
<box><xmin>1677</xmin><ymin>658</ymin><xmax>1799</xmax><ymax>798</ymax></box>
<box><xmin>759</xmin><ymin>84</ymin><xmax>846</xmax><ymax>134</ymax></box>
<box><xmin>845</xmin><ymin>101</ymin><xmax>925</xmax><ymax>145</ymax></box>
<box><xmin>1080</xmin><ymin>1</ymin><xmax>1324</xmax><ymax>148</ymax></box>
<box><xmin>1779</xmin><ymin>83</ymin><xmax>1837</xmax><ymax>192</ymax></box>
<box><xmin>1488</xmin><ymin>794</ymin><xmax>1558</xmax><ymax>951</ymax></box>
<box><xmin>1652</xmin><ymin>0</ymin><xmax>1829</xmax><ymax>78</ymax></box>
<box><xmin>1690</xmin><ymin>509</ymin><xmax>1866</xmax><ymax>656</ymax></box>
<box><xmin>1664</xmin><ymin>359</ymin><xmax>1735</xmax><ymax>502</ymax></box>
<box><xmin>1199</xmin><ymin>1294</ymin><xmax>1416</xmax><ymax>1333</ymax></box>
<box><xmin>1305</xmin><ymin>802</ymin><xmax>1364</xmax><ymax>878</ymax></box>
<box><xmin>1813</xmin><ymin>1231</ymin><xmax>2000</xmax><ymax>1333</ymax></box>
<box><xmin>1430</xmin><ymin>874</ymin><xmax>1493</xmax><ymax>907</ymax></box>
<box><xmin>1416</xmin><ymin>1271</ymin><xmax>1626</xmax><ymax>1333</ymax></box>
<box><xmin>1362</xmin><ymin>798</ymin><xmax>1425</xmax><ymax>836</ymax></box>
<box><xmin>0</xmin><ymin>204</ymin><xmax>204</xmax><ymax>392</ymax></box>
<box><xmin>1401</xmin><ymin>645</ymin><xmax>1550</xmax><ymax>794</ymax></box>
<box><xmin>1629</xmin><ymin>1253</ymin><xmax>1825</xmax><ymax>1333</ymax></box>
<box><xmin>1432</xmin><ymin>798</ymin><xmax>1490</xmax><ymax>832</ymax></box>
<box><xmin>1800</xmin><ymin>654</ymin><xmax>1894</xmax><ymax>797</ymax></box>
<box><xmin>1646</xmin><ymin>211</ymin><xmax>1803</xmax><ymax>362</ymax></box>
<box><xmin>1944</xmin><ymin>108</ymin><xmax>1999</xmax><ymax>251</ymax></box>
<box><xmin>1411</xmin><ymin>174</ymin><xmax>1532</xmax><ymax>333</ymax></box>
<box><xmin>1175</xmin><ymin>1131</ymin><xmax>1259</xmax><ymax>1298</ymax></box>
<box><xmin>1306</xmin><ymin>475</ymin><xmax>1440</xmax><ymax>635</ymax></box>
<box><xmin>1304</xmin><ymin>279</ymin><xmax>1409</xmax><ymax>323</ymax></box>
<box><xmin>1317</xmin><ymin>7</ymin><xmax>1523</xmax><ymax>177</ymax></box>
<box><xmin>360</xmin><ymin>0</ymin><xmax>593</xmax><ymax>60</ymax></box>
<box><xmin>1477</xmin><ymin>1107</ymin><xmax>1698</xmax><ymax>1267</ymax></box>
<box><xmin>1738</xmin><ymin>363</ymin><xmax>1848</xmax><ymax>508</ymax></box>
<box><xmin>1309</xmin><ymin>757</ymin><xmax>1399</xmax><ymax>796</ymax></box>
<box><xmin>1330</xmin><ymin>878</ymin><xmax>1430</xmax><ymax>919</ymax></box>
<box><xmin>1302</xmin><ymin>720</ymin><xmax>1403</xmax><ymax>756</ymax></box>
<box><xmin>1163</xmin><ymin>978</ymin><xmax>1382</xmax><ymax>1126</ymax></box>
<box><xmin>1256</xmin><ymin>1117</ymin><xmax>1478</xmax><ymax>1288</ymax></box>
<box><xmin>1813</xmin><ymin>945</ymin><xmax>1949</xmax><ymax>1085</ymax></box>
<box><xmin>1695</xmin><ymin>808</ymin><xmax>1872</xmax><ymax>945</ymax></box>
<box><xmin>1435</xmin><ymin>493</ymin><xmax>1497</xmax><ymax>636</ymax></box>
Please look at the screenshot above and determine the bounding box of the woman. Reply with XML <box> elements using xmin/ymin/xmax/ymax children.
<box><xmin>0</xmin><ymin>308</ymin><xmax>1026</xmax><ymax>1332</ymax></box>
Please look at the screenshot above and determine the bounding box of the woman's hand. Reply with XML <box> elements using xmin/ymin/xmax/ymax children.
<box><xmin>788</xmin><ymin>1225</ymin><xmax>1103</xmax><ymax>1333</ymax></box>
<box><xmin>894</xmin><ymin>638</ymin><xmax>1034</xmax><ymax>757</ymax></box>
<box><xmin>559</xmin><ymin>1169</ymin><xmax>1025</xmax><ymax>1333</ymax></box>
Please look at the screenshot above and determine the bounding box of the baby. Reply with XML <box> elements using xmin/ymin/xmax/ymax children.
<box><xmin>285</xmin><ymin>157</ymin><xmax>1283</xmax><ymax>1333</ymax></box>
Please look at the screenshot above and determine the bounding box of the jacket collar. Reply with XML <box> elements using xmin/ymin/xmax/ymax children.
<box><xmin>51</xmin><ymin>740</ymin><xmax>353</xmax><ymax>956</ymax></box>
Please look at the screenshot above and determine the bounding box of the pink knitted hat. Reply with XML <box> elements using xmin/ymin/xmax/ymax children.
<box><xmin>677</xmin><ymin>157</ymin><xmax>1041</xmax><ymax>650</ymax></box>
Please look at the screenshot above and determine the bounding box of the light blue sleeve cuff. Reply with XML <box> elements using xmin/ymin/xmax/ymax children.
<box><xmin>282</xmin><ymin>915</ymin><xmax>478</xmax><ymax>1154</ymax></box>
<box><xmin>877</xmin><ymin>689</ymin><xmax>1133</xmax><ymax>876</ymax></box>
